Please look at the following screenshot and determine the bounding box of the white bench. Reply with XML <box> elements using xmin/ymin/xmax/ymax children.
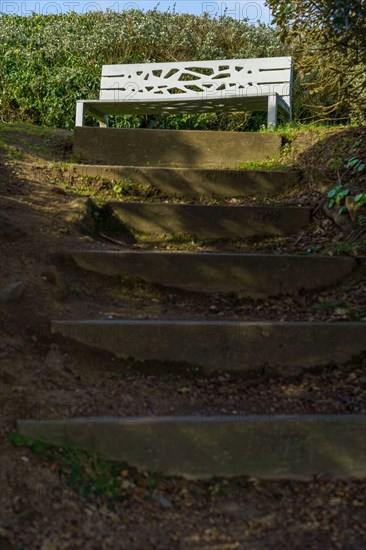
<box><xmin>75</xmin><ymin>57</ymin><xmax>293</xmax><ymax>129</ymax></box>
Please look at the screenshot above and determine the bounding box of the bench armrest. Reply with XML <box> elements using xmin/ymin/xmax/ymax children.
<box><xmin>76</xmin><ymin>101</ymin><xmax>109</xmax><ymax>128</ymax></box>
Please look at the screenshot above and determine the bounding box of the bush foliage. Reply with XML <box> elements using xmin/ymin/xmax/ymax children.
<box><xmin>268</xmin><ymin>0</ymin><xmax>366</xmax><ymax>122</ymax></box>
<box><xmin>0</xmin><ymin>10</ymin><xmax>287</xmax><ymax>130</ymax></box>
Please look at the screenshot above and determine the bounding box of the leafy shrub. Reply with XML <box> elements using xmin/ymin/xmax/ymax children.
<box><xmin>268</xmin><ymin>0</ymin><xmax>366</xmax><ymax>122</ymax></box>
<box><xmin>0</xmin><ymin>10</ymin><xmax>286</xmax><ymax>129</ymax></box>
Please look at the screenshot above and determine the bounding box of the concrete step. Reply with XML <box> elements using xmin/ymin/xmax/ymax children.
<box><xmin>73</xmin><ymin>127</ymin><xmax>282</xmax><ymax>168</ymax></box>
<box><xmin>17</xmin><ymin>415</ymin><xmax>366</xmax><ymax>480</ymax></box>
<box><xmin>70</xmin><ymin>250</ymin><xmax>357</xmax><ymax>297</ymax></box>
<box><xmin>51</xmin><ymin>320</ymin><xmax>366</xmax><ymax>374</ymax></box>
<box><xmin>107</xmin><ymin>203</ymin><xmax>311</xmax><ymax>240</ymax></box>
<box><xmin>70</xmin><ymin>164</ymin><xmax>305</xmax><ymax>198</ymax></box>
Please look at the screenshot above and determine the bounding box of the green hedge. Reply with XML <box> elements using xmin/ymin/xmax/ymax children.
<box><xmin>0</xmin><ymin>10</ymin><xmax>287</xmax><ymax>130</ymax></box>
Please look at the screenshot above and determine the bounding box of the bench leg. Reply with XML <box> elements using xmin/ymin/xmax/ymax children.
<box><xmin>75</xmin><ymin>102</ymin><xmax>87</xmax><ymax>127</ymax></box>
<box><xmin>267</xmin><ymin>94</ymin><xmax>278</xmax><ymax>128</ymax></box>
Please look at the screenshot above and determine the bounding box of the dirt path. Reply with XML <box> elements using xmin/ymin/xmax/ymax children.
<box><xmin>0</xmin><ymin>125</ymin><xmax>365</xmax><ymax>549</ymax></box>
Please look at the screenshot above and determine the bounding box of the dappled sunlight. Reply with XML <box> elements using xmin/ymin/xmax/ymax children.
<box><xmin>71</xmin><ymin>249</ymin><xmax>357</xmax><ymax>298</ymax></box>
<box><xmin>108</xmin><ymin>202</ymin><xmax>311</xmax><ymax>241</ymax></box>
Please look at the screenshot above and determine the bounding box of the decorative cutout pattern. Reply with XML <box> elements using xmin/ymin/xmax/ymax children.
<box><xmin>75</xmin><ymin>57</ymin><xmax>293</xmax><ymax>126</ymax></box>
<box><xmin>99</xmin><ymin>58</ymin><xmax>292</xmax><ymax>107</ymax></box>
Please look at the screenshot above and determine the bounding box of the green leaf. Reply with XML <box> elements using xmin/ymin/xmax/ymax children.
<box><xmin>113</xmin><ymin>184</ymin><xmax>122</xmax><ymax>194</ymax></box>
<box><xmin>8</xmin><ymin>431</ymin><xmax>29</xmax><ymax>446</ymax></box>
<box><xmin>32</xmin><ymin>440</ymin><xmax>47</xmax><ymax>454</ymax></box>
<box><xmin>354</xmin><ymin>193</ymin><xmax>366</xmax><ymax>207</ymax></box>
<box><xmin>345</xmin><ymin>157</ymin><xmax>359</xmax><ymax>168</ymax></box>
<box><xmin>328</xmin><ymin>198</ymin><xmax>335</xmax><ymax>208</ymax></box>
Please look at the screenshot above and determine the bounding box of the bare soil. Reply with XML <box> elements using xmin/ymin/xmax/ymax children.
<box><xmin>0</xmin><ymin>124</ymin><xmax>365</xmax><ymax>549</ymax></box>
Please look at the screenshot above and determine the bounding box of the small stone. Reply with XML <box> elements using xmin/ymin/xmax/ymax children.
<box><xmin>0</xmin><ymin>281</ymin><xmax>26</xmax><ymax>302</ymax></box>
<box><xmin>154</xmin><ymin>494</ymin><xmax>173</xmax><ymax>509</ymax></box>
<box><xmin>178</xmin><ymin>386</ymin><xmax>191</xmax><ymax>394</ymax></box>
<box><xmin>209</xmin><ymin>305</ymin><xmax>218</xmax><ymax>312</ymax></box>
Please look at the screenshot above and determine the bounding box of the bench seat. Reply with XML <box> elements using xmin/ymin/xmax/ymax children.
<box><xmin>76</xmin><ymin>57</ymin><xmax>293</xmax><ymax>128</ymax></box>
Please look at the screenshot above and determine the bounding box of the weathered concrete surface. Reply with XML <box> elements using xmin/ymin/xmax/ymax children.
<box><xmin>70</xmin><ymin>250</ymin><xmax>356</xmax><ymax>297</ymax></box>
<box><xmin>51</xmin><ymin>320</ymin><xmax>366</xmax><ymax>373</ymax></box>
<box><xmin>108</xmin><ymin>203</ymin><xmax>311</xmax><ymax>239</ymax></box>
<box><xmin>17</xmin><ymin>415</ymin><xmax>366</xmax><ymax>480</ymax></box>
<box><xmin>73</xmin><ymin>128</ymin><xmax>282</xmax><ymax>168</ymax></box>
<box><xmin>70</xmin><ymin>164</ymin><xmax>304</xmax><ymax>198</ymax></box>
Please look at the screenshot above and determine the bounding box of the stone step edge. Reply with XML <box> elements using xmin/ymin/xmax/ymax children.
<box><xmin>70</xmin><ymin>250</ymin><xmax>359</xmax><ymax>298</ymax></box>
<box><xmin>17</xmin><ymin>415</ymin><xmax>366</xmax><ymax>480</ymax></box>
<box><xmin>70</xmin><ymin>164</ymin><xmax>304</xmax><ymax>176</ymax></box>
<box><xmin>51</xmin><ymin>320</ymin><xmax>366</xmax><ymax>374</ymax></box>
<box><xmin>106</xmin><ymin>202</ymin><xmax>312</xmax><ymax>239</ymax></box>
<box><xmin>68</xmin><ymin>164</ymin><xmax>308</xmax><ymax>198</ymax></box>
<box><xmin>70</xmin><ymin>249</ymin><xmax>361</xmax><ymax>259</ymax></box>
<box><xmin>73</xmin><ymin>128</ymin><xmax>282</xmax><ymax>168</ymax></box>
<box><xmin>107</xmin><ymin>202</ymin><xmax>312</xmax><ymax>211</ymax></box>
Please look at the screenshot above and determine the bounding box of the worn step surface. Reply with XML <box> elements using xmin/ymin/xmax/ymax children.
<box><xmin>52</xmin><ymin>320</ymin><xmax>366</xmax><ymax>373</ymax></box>
<box><xmin>71</xmin><ymin>164</ymin><xmax>305</xmax><ymax>198</ymax></box>
<box><xmin>17</xmin><ymin>415</ymin><xmax>366</xmax><ymax>480</ymax></box>
<box><xmin>71</xmin><ymin>250</ymin><xmax>357</xmax><ymax>297</ymax></box>
<box><xmin>108</xmin><ymin>203</ymin><xmax>311</xmax><ymax>239</ymax></box>
<box><xmin>73</xmin><ymin>127</ymin><xmax>282</xmax><ymax>168</ymax></box>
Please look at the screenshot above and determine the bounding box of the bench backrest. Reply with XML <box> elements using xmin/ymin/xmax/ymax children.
<box><xmin>99</xmin><ymin>57</ymin><xmax>293</xmax><ymax>108</ymax></box>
